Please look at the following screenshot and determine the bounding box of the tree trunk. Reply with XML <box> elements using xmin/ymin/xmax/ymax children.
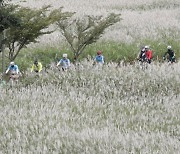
<box><xmin>0</xmin><ymin>33</ymin><xmax>3</xmax><ymax>52</ymax></box>
<box><xmin>9</xmin><ymin>50</ymin><xmax>14</xmax><ymax>61</ymax></box>
<box><xmin>73</xmin><ymin>51</ymin><xmax>80</xmax><ymax>63</ymax></box>
<box><xmin>0</xmin><ymin>32</ymin><xmax>5</xmax><ymax>73</ymax></box>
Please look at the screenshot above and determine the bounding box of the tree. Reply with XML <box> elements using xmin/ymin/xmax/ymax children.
<box><xmin>5</xmin><ymin>5</ymin><xmax>73</xmax><ymax>61</ymax></box>
<box><xmin>0</xmin><ymin>0</ymin><xmax>20</xmax><ymax>50</ymax></box>
<box><xmin>57</xmin><ymin>13</ymin><xmax>121</xmax><ymax>61</ymax></box>
<box><xmin>0</xmin><ymin>5</ymin><xmax>19</xmax><ymax>33</ymax></box>
<box><xmin>0</xmin><ymin>0</ymin><xmax>21</xmax><ymax>73</ymax></box>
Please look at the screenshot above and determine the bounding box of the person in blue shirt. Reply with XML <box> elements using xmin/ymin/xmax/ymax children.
<box><xmin>95</xmin><ymin>50</ymin><xmax>104</xmax><ymax>64</ymax></box>
<box><xmin>5</xmin><ymin>62</ymin><xmax>19</xmax><ymax>74</ymax></box>
<box><xmin>57</xmin><ymin>54</ymin><xmax>70</xmax><ymax>71</ymax></box>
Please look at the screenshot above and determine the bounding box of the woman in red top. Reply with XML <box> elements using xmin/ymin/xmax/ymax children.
<box><xmin>145</xmin><ymin>46</ymin><xmax>153</xmax><ymax>64</ymax></box>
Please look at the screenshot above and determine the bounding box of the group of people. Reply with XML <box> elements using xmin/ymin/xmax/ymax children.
<box><xmin>5</xmin><ymin>60</ymin><xmax>43</xmax><ymax>76</ymax></box>
<box><xmin>138</xmin><ymin>46</ymin><xmax>153</xmax><ymax>64</ymax></box>
<box><xmin>137</xmin><ymin>45</ymin><xmax>176</xmax><ymax>64</ymax></box>
<box><xmin>4</xmin><ymin>45</ymin><xmax>176</xmax><ymax>79</ymax></box>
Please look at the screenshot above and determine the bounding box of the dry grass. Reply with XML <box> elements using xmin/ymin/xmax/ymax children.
<box><xmin>1</xmin><ymin>1</ymin><xmax>180</xmax><ymax>153</ymax></box>
<box><xmin>11</xmin><ymin>0</ymin><xmax>180</xmax><ymax>45</ymax></box>
<box><xmin>0</xmin><ymin>61</ymin><xmax>180</xmax><ymax>153</ymax></box>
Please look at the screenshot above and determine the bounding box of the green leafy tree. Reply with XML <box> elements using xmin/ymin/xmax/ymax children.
<box><xmin>0</xmin><ymin>4</ymin><xmax>19</xmax><ymax>33</ymax></box>
<box><xmin>0</xmin><ymin>0</ymin><xmax>19</xmax><ymax>51</ymax></box>
<box><xmin>57</xmin><ymin>13</ymin><xmax>121</xmax><ymax>61</ymax></box>
<box><xmin>5</xmin><ymin>5</ymin><xmax>73</xmax><ymax>61</ymax></box>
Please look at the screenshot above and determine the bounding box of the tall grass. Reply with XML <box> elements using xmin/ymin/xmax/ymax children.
<box><xmin>0</xmin><ymin>61</ymin><xmax>180</xmax><ymax>153</ymax></box>
<box><xmin>11</xmin><ymin>0</ymin><xmax>180</xmax><ymax>44</ymax></box>
<box><xmin>0</xmin><ymin>39</ymin><xmax>179</xmax><ymax>73</ymax></box>
<box><xmin>1</xmin><ymin>0</ymin><xmax>179</xmax><ymax>153</ymax></box>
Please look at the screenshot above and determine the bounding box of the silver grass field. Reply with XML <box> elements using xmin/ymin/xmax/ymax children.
<box><xmin>12</xmin><ymin>0</ymin><xmax>180</xmax><ymax>45</ymax></box>
<box><xmin>1</xmin><ymin>0</ymin><xmax>180</xmax><ymax>153</ymax></box>
<box><xmin>0</xmin><ymin>61</ymin><xmax>180</xmax><ymax>153</ymax></box>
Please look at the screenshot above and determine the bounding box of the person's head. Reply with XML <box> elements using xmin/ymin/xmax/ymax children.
<box><xmin>144</xmin><ymin>46</ymin><xmax>149</xmax><ymax>50</ymax></box>
<box><xmin>97</xmin><ymin>50</ymin><xmax>102</xmax><ymax>55</ymax></box>
<box><xmin>10</xmin><ymin>62</ymin><xmax>15</xmax><ymax>67</ymax></box>
<box><xmin>167</xmin><ymin>46</ymin><xmax>172</xmax><ymax>50</ymax></box>
<box><xmin>34</xmin><ymin>60</ymin><xmax>38</xmax><ymax>65</ymax></box>
<box><xmin>63</xmin><ymin>54</ymin><xmax>67</xmax><ymax>59</ymax></box>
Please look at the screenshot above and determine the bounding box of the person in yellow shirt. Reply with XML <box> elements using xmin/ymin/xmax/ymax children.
<box><xmin>31</xmin><ymin>60</ymin><xmax>42</xmax><ymax>73</ymax></box>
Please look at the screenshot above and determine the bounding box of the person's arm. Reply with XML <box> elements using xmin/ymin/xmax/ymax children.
<box><xmin>67</xmin><ymin>59</ymin><xmax>70</xmax><ymax>67</ymax></box>
<box><xmin>172</xmin><ymin>51</ymin><xmax>175</xmax><ymax>58</ymax></box>
<box><xmin>173</xmin><ymin>53</ymin><xmax>175</xmax><ymax>58</ymax></box>
<box><xmin>5</xmin><ymin>67</ymin><xmax>10</xmax><ymax>74</ymax></box>
<box><xmin>31</xmin><ymin>64</ymin><xmax>34</xmax><ymax>72</ymax></box>
<box><xmin>57</xmin><ymin>59</ymin><xmax>62</xmax><ymax>66</ymax></box>
<box><xmin>102</xmin><ymin>56</ymin><xmax>105</xmax><ymax>64</ymax></box>
<box><xmin>39</xmin><ymin>63</ymin><xmax>42</xmax><ymax>72</ymax></box>
<box><xmin>16</xmin><ymin>65</ymin><xmax>19</xmax><ymax>74</ymax></box>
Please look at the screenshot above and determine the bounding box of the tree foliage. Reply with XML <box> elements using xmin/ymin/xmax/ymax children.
<box><xmin>57</xmin><ymin>13</ymin><xmax>121</xmax><ymax>61</ymax></box>
<box><xmin>5</xmin><ymin>5</ymin><xmax>73</xmax><ymax>61</ymax></box>
<box><xmin>0</xmin><ymin>0</ymin><xmax>20</xmax><ymax>53</ymax></box>
<box><xmin>0</xmin><ymin>0</ymin><xmax>19</xmax><ymax>33</ymax></box>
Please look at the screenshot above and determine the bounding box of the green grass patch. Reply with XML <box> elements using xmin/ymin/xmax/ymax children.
<box><xmin>0</xmin><ymin>39</ymin><xmax>179</xmax><ymax>72</ymax></box>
